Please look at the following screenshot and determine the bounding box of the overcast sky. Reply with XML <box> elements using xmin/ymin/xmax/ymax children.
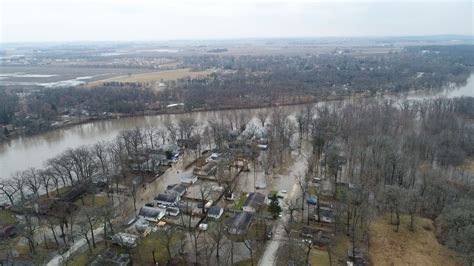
<box><xmin>1</xmin><ymin>0</ymin><xmax>472</xmax><ymax>43</ymax></box>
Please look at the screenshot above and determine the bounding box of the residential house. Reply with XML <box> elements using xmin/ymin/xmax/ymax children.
<box><xmin>181</xmin><ymin>174</ymin><xmax>198</xmax><ymax>184</ymax></box>
<box><xmin>242</xmin><ymin>192</ymin><xmax>265</xmax><ymax>212</ymax></box>
<box><xmin>112</xmin><ymin>233</ymin><xmax>139</xmax><ymax>248</ymax></box>
<box><xmin>193</xmin><ymin>161</ymin><xmax>217</xmax><ymax>176</ymax></box>
<box><xmin>165</xmin><ymin>184</ymin><xmax>187</xmax><ymax>197</ymax></box>
<box><xmin>138</xmin><ymin>206</ymin><xmax>166</xmax><ymax>222</ymax></box>
<box><xmin>227</xmin><ymin>212</ymin><xmax>253</xmax><ymax>235</ymax></box>
<box><xmin>154</xmin><ymin>193</ymin><xmax>180</xmax><ymax>206</ymax></box>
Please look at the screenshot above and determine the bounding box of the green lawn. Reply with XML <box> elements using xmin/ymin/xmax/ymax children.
<box><xmin>74</xmin><ymin>195</ymin><xmax>110</xmax><ymax>207</ymax></box>
<box><xmin>233</xmin><ymin>193</ymin><xmax>248</xmax><ymax>210</ymax></box>
<box><xmin>235</xmin><ymin>258</ymin><xmax>258</xmax><ymax>266</ymax></box>
<box><xmin>37</xmin><ymin>186</ymin><xmax>72</xmax><ymax>201</ymax></box>
<box><xmin>228</xmin><ymin>222</ymin><xmax>267</xmax><ymax>242</ymax></box>
<box><xmin>132</xmin><ymin>230</ymin><xmax>184</xmax><ymax>265</ymax></box>
<box><xmin>310</xmin><ymin>249</ymin><xmax>330</xmax><ymax>266</ymax></box>
<box><xmin>68</xmin><ymin>241</ymin><xmax>108</xmax><ymax>266</ymax></box>
<box><xmin>0</xmin><ymin>209</ymin><xmax>16</xmax><ymax>226</ymax></box>
<box><xmin>330</xmin><ymin>233</ymin><xmax>350</xmax><ymax>262</ymax></box>
<box><xmin>335</xmin><ymin>184</ymin><xmax>348</xmax><ymax>200</ymax></box>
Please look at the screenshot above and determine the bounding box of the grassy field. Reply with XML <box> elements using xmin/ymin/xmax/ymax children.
<box><xmin>329</xmin><ymin>233</ymin><xmax>350</xmax><ymax>262</ymax></box>
<box><xmin>462</xmin><ymin>158</ymin><xmax>474</xmax><ymax>173</ymax></box>
<box><xmin>68</xmin><ymin>241</ymin><xmax>108</xmax><ymax>266</ymax></box>
<box><xmin>0</xmin><ymin>209</ymin><xmax>16</xmax><ymax>226</ymax></box>
<box><xmin>233</xmin><ymin>193</ymin><xmax>248</xmax><ymax>210</ymax></box>
<box><xmin>132</xmin><ymin>231</ymin><xmax>184</xmax><ymax>265</ymax></box>
<box><xmin>310</xmin><ymin>249</ymin><xmax>330</xmax><ymax>266</ymax></box>
<box><xmin>369</xmin><ymin>214</ymin><xmax>466</xmax><ymax>266</ymax></box>
<box><xmin>87</xmin><ymin>68</ymin><xmax>214</xmax><ymax>86</ymax></box>
<box><xmin>74</xmin><ymin>194</ymin><xmax>110</xmax><ymax>207</ymax></box>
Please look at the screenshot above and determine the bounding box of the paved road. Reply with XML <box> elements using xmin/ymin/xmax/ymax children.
<box><xmin>258</xmin><ymin>151</ymin><xmax>309</xmax><ymax>266</ymax></box>
<box><xmin>47</xmin><ymin>227</ymin><xmax>104</xmax><ymax>266</ymax></box>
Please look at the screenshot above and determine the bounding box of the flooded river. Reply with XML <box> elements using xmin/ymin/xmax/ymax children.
<box><xmin>1</xmin><ymin>75</ymin><xmax>473</xmax><ymax>179</ymax></box>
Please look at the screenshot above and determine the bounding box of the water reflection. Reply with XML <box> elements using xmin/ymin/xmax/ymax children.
<box><xmin>1</xmin><ymin>74</ymin><xmax>473</xmax><ymax>178</ymax></box>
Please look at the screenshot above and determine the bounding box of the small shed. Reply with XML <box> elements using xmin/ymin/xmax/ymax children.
<box><xmin>208</xmin><ymin>207</ymin><xmax>224</xmax><ymax>219</ymax></box>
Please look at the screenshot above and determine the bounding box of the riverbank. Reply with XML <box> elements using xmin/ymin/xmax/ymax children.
<box><xmin>4</xmin><ymin>71</ymin><xmax>474</xmax><ymax>146</ymax></box>
<box><xmin>0</xmin><ymin>92</ymin><xmax>371</xmax><ymax>145</ymax></box>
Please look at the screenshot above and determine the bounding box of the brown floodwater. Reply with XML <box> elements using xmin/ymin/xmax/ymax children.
<box><xmin>1</xmin><ymin>74</ymin><xmax>473</xmax><ymax>179</ymax></box>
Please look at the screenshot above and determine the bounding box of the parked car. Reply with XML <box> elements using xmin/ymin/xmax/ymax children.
<box><xmin>266</xmin><ymin>231</ymin><xmax>273</xmax><ymax>239</ymax></box>
<box><xmin>306</xmin><ymin>196</ymin><xmax>318</xmax><ymax>205</ymax></box>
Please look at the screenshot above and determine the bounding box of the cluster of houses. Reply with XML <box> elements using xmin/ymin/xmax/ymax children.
<box><xmin>130</xmin><ymin>144</ymin><xmax>182</xmax><ymax>175</ymax></box>
<box><xmin>138</xmin><ymin>182</ymin><xmax>187</xmax><ymax>223</ymax></box>
<box><xmin>226</xmin><ymin>192</ymin><xmax>266</xmax><ymax>235</ymax></box>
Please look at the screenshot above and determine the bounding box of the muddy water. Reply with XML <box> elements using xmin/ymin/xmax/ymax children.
<box><xmin>0</xmin><ymin>105</ymin><xmax>302</xmax><ymax>178</ymax></box>
<box><xmin>1</xmin><ymin>74</ymin><xmax>473</xmax><ymax>179</ymax></box>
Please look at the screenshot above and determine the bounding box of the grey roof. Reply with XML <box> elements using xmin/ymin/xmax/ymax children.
<box><xmin>243</xmin><ymin>192</ymin><xmax>265</xmax><ymax>210</ymax></box>
<box><xmin>139</xmin><ymin>206</ymin><xmax>163</xmax><ymax>218</ymax></box>
<box><xmin>154</xmin><ymin>193</ymin><xmax>179</xmax><ymax>203</ymax></box>
<box><xmin>182</xmin><ymin>174</ymin><xmax>197</xmax><ymax>181</ymax></box>
<box><xmin>166</xmin><ymin>184</ymin><xmax>187</xmax><ymax>196</ymax></box>
<box><xmin>227</xmin><ymin>212</ymin><xmax>253</xmax><ymax>235</ymax></box>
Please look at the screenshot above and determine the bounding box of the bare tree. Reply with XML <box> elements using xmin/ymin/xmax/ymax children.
<box><xmin>0</xmin><ymin>179</ymin><xmax>18</xmax><ymax>205</ymax></box>
<box><xmin>178</xmin><ymin>116</ymin><xmax>196</xmax><ymax>140</ymax></box>
<box><xmin>208</xmin><ymin>219</ymin><xmax>227</xmax><ymax>265</ymax></box>
<box><xmin>256</xmin><ymin>109</ymin><xmax>270</xmax><ymax>128</ymax></box>
<box><xmin>39</xmin><ymin>169</ymin><xmax>52</xmax><ymax>199</ymax></box>
<box><xmin>92</xmin><ymin>141</ymin><xmax>110</xmax><ymax>180</ymax></box>
<box><xmin>164</xmin><ymin>116</ymin><xmax>178</xmax><ymax>142</ymax></box>
<box><xmin>296</xmin><ymin>173</ymin><xmax>310</xmax><ymax>222</ymax></box>
<box><xmin>23</xmin><ymin>168</ymin><xmax>42</xmax><ymax>198</ymax></box>
<box><xmin>12</xmin><ymin>172</ymin><xmax>27</xmax><ymax>201</ymax></box>
<box><xmin>76</xmin><ymin>214</ymin><xmax>93</xmax><ymax>253</ymax></box>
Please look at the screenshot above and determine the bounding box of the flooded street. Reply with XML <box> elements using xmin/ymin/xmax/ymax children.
<box><xmin>1</xmin><ymin>75</ymin><xmax>473</xmax><ymax>179</ymax></box>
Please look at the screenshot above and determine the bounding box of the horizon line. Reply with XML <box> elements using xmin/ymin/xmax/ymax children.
<box><xmin>1</xmin><ymin>34</ymin><xmax>474</xmax><ymax>45</ymax></box>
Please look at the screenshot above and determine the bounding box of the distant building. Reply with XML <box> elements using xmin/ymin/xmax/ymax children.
<box><xmin>227</xmin><ymin>212</ymin><xmax>253</xmax><ymax>235</ymax></box>
<box><xmin>242</xmin><ymin>192</ymin><xmax>265</xmax><ymax>212</ymax></box>
<box><xmin>166</xmin><ymin>103</ymin><xmax>184</xmax><ymax>108</ymax></box>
